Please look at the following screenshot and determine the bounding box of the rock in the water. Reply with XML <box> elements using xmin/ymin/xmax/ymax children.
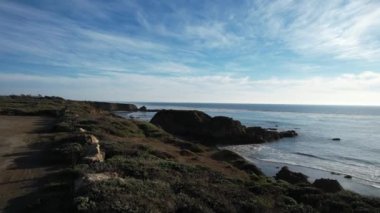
<box><xmin>139</xmin><ymin>106</ymin><xmax>147</xmax><ymax>111</ymax></box>
<box><xmin>330</xmin><ymin>171</ymin><xmax>341</xmax><ymax>175</ymax></box>
<box><xmin>275</xmin><ymin>166</ymin><xmax>309</xmax><ymax>184</ymax></box>
<box><xmin>312</xmin><ymin>178</ymin><xmax>343</xmax><ymax>193</ymax></box>
<box><xmin>332</xmin><ymin>138</ymin><xmax>341</xmax><ymax>141</ymax></box>
<box><xmin>150</xmin><ymin>110</ymin><xmax>298</xmax><ymax>145</ymax></box>
<box><xmin>344</xmin><ymin>175</ymin><xmax>352</xmax><ymax>179</ymax></box>
<box><xmin>246</xmin><ymin>127</ymin><xmax>280</xmax><ymax>142</ymax></box>
<box><xmin>280</xmin><ymin>130</ymin><xmax>298</xmax><ymax>138</ymax></box>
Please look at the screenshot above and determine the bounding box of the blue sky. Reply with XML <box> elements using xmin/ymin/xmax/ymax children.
<box><xmin>1</xmin><ymin>0</ymin><xmax>380</xmax><ymax>105</ymax></box>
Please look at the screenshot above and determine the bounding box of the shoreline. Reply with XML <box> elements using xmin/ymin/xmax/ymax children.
<box><xmin>125</xmin><ymin>110</ymin><xmax>380</xmax><ymax>197</ymax></box>
<box><xmin>224</xmin><ymin>146</ymin><xmax>380</xmax><ymax>198</ymax></box>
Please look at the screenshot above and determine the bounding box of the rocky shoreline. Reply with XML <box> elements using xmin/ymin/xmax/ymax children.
<box><xmin>0</xmin><ymin>95</ymin><xmax>379</xmax><ymax>212</ymax></box>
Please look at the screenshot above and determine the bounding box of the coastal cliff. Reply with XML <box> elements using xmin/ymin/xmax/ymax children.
<box><xmin>0</xmin><ymin>95</ymin><xmax>379</xmax><ymax>213</ymax></box>
<box><xmin>86</xmin><ymin>101</ymin><xmax>138</xmax><ymax>111</ymax></box>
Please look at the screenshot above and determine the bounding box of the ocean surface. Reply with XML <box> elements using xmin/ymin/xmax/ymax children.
<box><xmin>118</xmin><ymin>102</ymin><xmax>380</xmax><ymax>197</ymax></box>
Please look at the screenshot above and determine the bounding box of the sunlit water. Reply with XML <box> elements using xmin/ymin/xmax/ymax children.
<box><xmin>118</xmin><ymin>103</ymin><xmax>380</xmax><ymax>197</ymax></box>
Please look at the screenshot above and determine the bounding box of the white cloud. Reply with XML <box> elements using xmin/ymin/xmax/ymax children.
<box><xmin>185</xmin><ymin>22</ymin><xmax>241</xmax><ymax>48</ymax></box>
<box><xmin>1</xmin><ymin>71</ymin><xmax>380</xmax><ymax>105</ymax></box>
<box><xmin>81</xmin><ymin>30</ymin><xmax>166</xmax><ymax>52</ymax></box>
<box><xmin>147</xmin><ymin>62</ymin><xmax>197</xmax><ymax>74</ymax></box>
<box><xmin>249</xmin><ymin>0</ymin><xmax>380</xmax><ymax>60</ymax></box>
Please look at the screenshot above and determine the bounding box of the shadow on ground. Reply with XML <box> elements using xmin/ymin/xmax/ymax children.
<box><xmin>2</xmin><ymin>118</ymin><xmax>74</xmax><ymax>213</ymax></box>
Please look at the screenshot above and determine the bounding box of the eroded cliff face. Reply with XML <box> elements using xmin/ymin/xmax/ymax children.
<box><xmin>150</xmin><ymin>110</ymin><xmax>297</xmax><ymax>145</ymax></box>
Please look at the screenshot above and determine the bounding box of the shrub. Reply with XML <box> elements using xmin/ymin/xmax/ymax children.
<box><xmin>56</xmin><ymin>143</ymin><xmax>83</xmax><ymax>165</ymax></box>
<box><xmin>136</xmin><ymin>122</ymin><xmax>169</xmax><ymax>138</ymax></box>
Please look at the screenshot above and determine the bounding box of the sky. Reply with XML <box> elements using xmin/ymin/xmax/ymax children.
<box><xmin>1</xmin><ymin>0</ymin><xmax>380</xmax><ymax>105</ymax></box>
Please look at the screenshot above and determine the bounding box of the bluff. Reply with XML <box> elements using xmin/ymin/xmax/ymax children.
<box><xmin>150</xmin><ymin>110</ymin><xmax>297</xmax><ymax>145</ymax></box>
<box><xmin>87</xmin><ymin>101</ymin><xmax>138</xmax><ymax>111</ymax></box>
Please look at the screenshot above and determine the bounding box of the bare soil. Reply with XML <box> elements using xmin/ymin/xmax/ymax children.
<box><xmin>0</xmin><ymin>116</ymin><xmax>55</xmax><ymax>212</ymax></box>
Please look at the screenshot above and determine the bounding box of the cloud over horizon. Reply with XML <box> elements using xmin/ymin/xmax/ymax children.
<box><xmin>1</xmin><ymin>71</ymin><xmax>380</xmax><ymax>106</ymax></box>
<box><xmin>0</xmin><ymin>0</ymin><xmax>380</xmax><ymax>105</ymax></box>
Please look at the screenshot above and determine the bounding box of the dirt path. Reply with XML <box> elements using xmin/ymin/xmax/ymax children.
<box><xmin>0</xmin><ymin>116</ymin><xmax>55</xmax><ymax>212</ymax></box>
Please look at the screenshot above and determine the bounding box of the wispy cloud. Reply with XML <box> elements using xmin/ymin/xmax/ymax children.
<box><xmin>0</xmin><ymin>1</ymin><xmax>202</xmax><ymax>75</ymax></box>
<box><xmin>249</xmin><ymin>0</ymin><xmax>380</xmax><ymax>60</ymax></box>
<box><xmin>1</xmin><ymin>71</ymin><xmax>379</xmax><ymax>105</ymax></box>
<box><xmin>184</xmin><ymin>22</ymin><xmax>241</xmax><ymax>48</ymax></box>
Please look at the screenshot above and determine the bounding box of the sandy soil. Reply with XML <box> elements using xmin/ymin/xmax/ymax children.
<box><xmin>0</xmin><ymin>116</ymin><xmax>55</xmax><ymax>212</ymax></box>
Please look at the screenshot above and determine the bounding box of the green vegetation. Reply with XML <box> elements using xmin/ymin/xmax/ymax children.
<box><xmin>1</xmin><ymin>95</ymin><xmax>379</xmax><ymax>213</ymax></box>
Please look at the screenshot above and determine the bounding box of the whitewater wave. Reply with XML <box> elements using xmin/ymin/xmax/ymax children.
<box><xmin>293</xmin><ymin>152</ymin><xmax>330</xmax><ymax>161</ymax></box>
<box><xmin>250</xmin><ymin>157</ymin><xmax>380</xmax><ymax>187</ymax></box>
<box><xmin>335</xmin><ymin>156</ymin><xmax>376</xmax><ymax>166</ymax></box>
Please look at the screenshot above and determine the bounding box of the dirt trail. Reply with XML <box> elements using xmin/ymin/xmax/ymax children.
<box><xmin>0</xmin><ymin>116</ymin><xmax>55</xmax><ymax>212</ymax></box>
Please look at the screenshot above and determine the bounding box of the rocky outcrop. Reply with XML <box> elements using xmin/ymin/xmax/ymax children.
<box><xmin>150</xmin><ymin>110</ymin><xmax>297</xmax><ymax>145</ymax></box>
<box><xmin>81</xmin><ymin>134</ymin><xmax>104</xmax><ymax>163</ymax></box>
<box><xmin>312</xmin><ymin>178</ymin><xmax>343</xmax><ymax>193</ymax></box>
<box><xmin>150</xmin><ymin>110</ymin><xmax>212</xmax><ymax>138</ymax></box>
<box><xmin>205</xmin><ymin>116</ymin><xmax>247</xmax><ymax>143</ymax></box>
<box><xmin>275</xmin><ymin>166</ymin><xmax>309</xmax><ymax>184</ymax></box>
<box><xmin>139</xmin><ymin>106</ymin><xmax>147</xmax><ymax>111</ymax></box>
<box><xmin>280</xmin><ymin>130</ymin><xmax>298</xmax><ymax>138</ymax></box>
<box><xmin>87</xmin><ymin>101</ymin><xmax>138</xmax><ymax>111</ymax></box>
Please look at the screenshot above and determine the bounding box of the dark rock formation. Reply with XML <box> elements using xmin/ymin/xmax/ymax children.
<box><xmin>280</xmin><ymin>130</ymin><xmax>298</xmax><ymax>138</ymax></box>
<box><xmin>312</xmin><ymin>178</ymin><xmax>343</xmax><ymax>193</ymax></box>
<box><xmin>139</xmin><ymin>106</ymin><xmax>147</xmax><ymax>111</ymax></box>
<box><xmin>332</xmin><ymin>138</ymin><xmax>341</xmax><ymax>141</ymax></box>
<box><xmin>344</xmin><ymin>175</ymin><xmax>352</xmax><ymax>179</ymax></box>
<box><xmin>275</xmin><ymin>166</ymin><xmax>309</xmax><ymax>184</ymax></box>
<box><xmin>330</xmin><ymin>172</ymin><xmax>341</xmax><ymax>175</ymax></box>
<box><xmin>87</xmin><ymin>101</ymin><xmax>137</xmax><ymax>111</ymax></box>
<box><xmin>206</xmin><ymin>116</ymin><xmax>246</xmax><ymax>138</ymax></box>
<box><xmin>150</xmin><ymin>110</ymin><xmax>298</xmax><ymax>145</ymax></box>
<box><xmin>150</xmin><ymin>110</ymin><xmax>212</xmax><ymax>138</ymax></box>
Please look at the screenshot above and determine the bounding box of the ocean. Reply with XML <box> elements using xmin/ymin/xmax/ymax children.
<box><xmin>118</xmin><ymin>102</ymin><xmax>380</xmax><ymax>197</ymax></box>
